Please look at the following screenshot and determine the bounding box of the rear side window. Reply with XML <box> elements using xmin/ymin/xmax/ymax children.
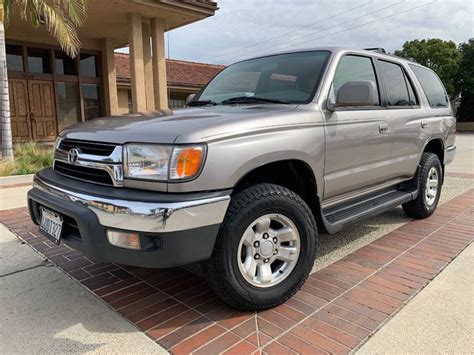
<box><xmin>333</xmin><ymin>55</ymin><xmax>380</xmax><ymax>106</ymax></box>
<box><xmin>409</xmin><ymin>65</ymin><xmax>448</xmax><ymax>108</ymax></box>
<box><xmin>406</xmin><ymin>76</ymin><xmax>418</xmax><ymax>106</ymax></box>
<box><xmin>379</xmin><ymin>61</ymin><xmax>410</xmax><ymax>106</ymax></box>
<box><xmin>379</xmin><ymin>60</ymin><xmax>418</xmax><ymax>107</ymax></box>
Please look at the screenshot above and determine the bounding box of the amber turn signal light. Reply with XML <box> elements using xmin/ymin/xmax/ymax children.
<box><xmin>170</xmin><ymin>146</ymin><xmax>205</xmax><ymax>180</ymax></box>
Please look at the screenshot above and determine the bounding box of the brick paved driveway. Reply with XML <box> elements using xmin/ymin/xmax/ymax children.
<box><xmin>0</xmin><ymin>189</ymin><xmax>472</xmax><ymax>354</ymax></box>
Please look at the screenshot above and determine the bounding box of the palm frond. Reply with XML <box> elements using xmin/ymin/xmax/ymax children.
<box><xmin>13</xmin><ymin>0</ymin><xmax>42</xmax><ymax>27</ymax></box>
<box><xmin>6</xmin><ymin>0</ymin><xmax>87</xmax><ymax>57</ymax></box>
<box><xmin>3</xmin><ymin>0</ymin><xmax>11</xmax><ymax>25</ymax></box>
<box><xmin>56</xmin><ymin>0</ymin><xmax>87</xmax><ymax>26</ymax></box>
<box><xmin>38</xmin><ymin>2</ymin><xmax>81</xmax><ymax>57</ymax></box>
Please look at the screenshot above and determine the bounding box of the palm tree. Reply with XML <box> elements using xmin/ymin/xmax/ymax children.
<box><xmin>1</xmin><ymin>2</ymin><xmax>13</xmax><ymax>159</ymax></box>
<box><xmin>1</xmin><ymin>0</ymin><xmax>87</xmax><ymax>160</ymax></box>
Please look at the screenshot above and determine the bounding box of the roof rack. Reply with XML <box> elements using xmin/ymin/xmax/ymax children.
<box><xmin>364</xmin><ymin>47</ymin><xmax>387</xmax><ymax>54</ymax></box>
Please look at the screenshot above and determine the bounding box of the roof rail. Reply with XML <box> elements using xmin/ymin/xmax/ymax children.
<box><xmin>364</xmin><ymin>47</ymin><xmax>387</xmax><ymax>54</ymax></box>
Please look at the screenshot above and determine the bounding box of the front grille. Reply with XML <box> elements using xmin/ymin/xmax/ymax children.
<box><xmin>59</xmin><ymin>139</ymin><xmax>116</xmax><ymax>156</ymax></box>
<box><xmin>55</xmin><ymin>161</ymin><xmax>114</xmax><ymax>186</ymax></box>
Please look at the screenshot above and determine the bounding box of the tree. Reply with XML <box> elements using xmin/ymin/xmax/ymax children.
<box><xmin>1</xmin><ymin>0</ymin><xmax>87</xmax><ymax>160</ymax></box>
<box><xmin>456</xmin><ymin>39</ymin><xmax>474</xmax><ymax>122</ymax></box>
<box><xmin>395</xmin><ymin>39</ymin><xmax>461</xmax><ymax>99</ymax></box>
<box><xmin>1</xmin><ymin>1</ymin><xmax>13</xmax><ymax>159</ymax></box>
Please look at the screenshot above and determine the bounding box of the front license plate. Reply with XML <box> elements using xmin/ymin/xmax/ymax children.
<box><xmin>40</xmin><ymin>208</ymin><xmax>63</xmax><ymax>245</ymax></box>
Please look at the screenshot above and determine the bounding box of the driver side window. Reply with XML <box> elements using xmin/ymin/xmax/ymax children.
<box><xmin>332</xmin><ymin>55</ymin><xmax>380</xmax><ymax>106</ymax></box>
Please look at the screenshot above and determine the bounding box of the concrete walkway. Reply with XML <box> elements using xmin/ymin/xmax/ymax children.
<box><xmin>0</xmin><ymin>223</ymin><xmax>166</xmax><ymax>353</ymax></box>
<box><xmin>446</xmin><ymin>133</ymin><xmax>474</xmax><ymax>175</ymax></box>
<box><xmin>358</xmin><ymin>243</ymin><xmax>474</xmax><ymax>354</ymax></box>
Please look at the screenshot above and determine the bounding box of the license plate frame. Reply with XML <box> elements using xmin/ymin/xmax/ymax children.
<box><xmin>39</xmin><ymin>207</ymin><xmax>63</xmax><ymax>245</ymax></box>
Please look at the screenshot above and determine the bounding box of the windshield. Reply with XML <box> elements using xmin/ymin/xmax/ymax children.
<box><xmin>195</xmin><ymin>51</ymin><xmax>331</xmax><ymax>105</ymax></box>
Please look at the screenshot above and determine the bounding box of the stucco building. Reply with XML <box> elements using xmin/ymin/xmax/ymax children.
<box><xmin>114</xmin><ymin>52</ymin><xmax>224</xmax><ymax>112</ymax></box>
<box><xmin>2</xmin><ymin>0</ymin><xmax>218</xmax><ymax>142</ymax></box>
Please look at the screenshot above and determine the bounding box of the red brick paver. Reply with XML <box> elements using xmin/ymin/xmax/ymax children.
<box><xmin>1</xmin><ymin>189</ymin><xmax>472</xmax><ymax>354</ymax></box>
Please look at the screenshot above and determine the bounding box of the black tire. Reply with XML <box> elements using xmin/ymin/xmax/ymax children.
<box><xmin>402</xmin><ymin>152</ymin><xmax>443</xmax><ymax>219</ymax></box>
<box><xmin>202</xmin><ymin>183</ymin><xmax>318</xmax><ymax>311</ymax></box>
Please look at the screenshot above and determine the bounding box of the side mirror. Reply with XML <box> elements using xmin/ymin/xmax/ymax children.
<box><xmin>332</xmin><ymin>81</ymin><xmax>377</xmax><ymax>109</ymax></box>
<box><xmin>185</xmin><ymin>93</ymin><xmax>196</xmax><ymax>106</ymax></box>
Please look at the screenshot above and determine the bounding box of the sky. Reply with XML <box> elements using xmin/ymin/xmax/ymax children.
<box><xmin>118</xmin><ymin>0</ymin><xmax>473</xmax><ymax>65</ymax></box>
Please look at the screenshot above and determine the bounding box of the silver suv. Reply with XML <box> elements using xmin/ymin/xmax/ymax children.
<box><xmin>28</xmin><ymin>47</ymin><xmax>456</xmax><ymax>310</ymax></box>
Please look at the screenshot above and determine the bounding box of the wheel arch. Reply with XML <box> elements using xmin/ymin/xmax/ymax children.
<box><xmin>422</xmin><ymin>138</ymin><xmax>445</xmax><ymax>183</ymax></box>
<box><xmin>423</xmin><ymin>138</ymin><xmax>445</xmax><ymax>165</ymax></box>
<box><xmin>233</xmin><ymin>159</ymin><xmax>320</xmax><ymax>216</ymax></box>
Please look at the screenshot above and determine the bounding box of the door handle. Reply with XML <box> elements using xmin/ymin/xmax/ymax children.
<box><xmin>28</xmin><ymin>112</ymin><xmax>37</xmax><ymax>124</ymax></box>
<box><xmin>378</xmin><ymin>123</ymin><xmax>389</xmax><ymax>134</ymax></box>
<box><xmin>421</xmin><ymin>119</ymin><xmax>429</xmax><ymax>129</ymax></box>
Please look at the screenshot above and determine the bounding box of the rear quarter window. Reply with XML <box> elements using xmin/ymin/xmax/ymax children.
<box><xmin>409</xmin><ymin>65</ymin><xmax>448</xmax><ymax>108</ymax></box>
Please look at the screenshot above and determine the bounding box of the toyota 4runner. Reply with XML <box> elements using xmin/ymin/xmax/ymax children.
<box><xmin>28</xmin><ymin>47</ymin><xmax>456</xmax><ymax>310</ymax></box>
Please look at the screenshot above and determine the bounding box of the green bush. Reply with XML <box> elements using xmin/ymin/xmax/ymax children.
<box><xmin>0</xmin><ymin>142</ymin><xmax>54</xmax><ymax>176</ymax></box>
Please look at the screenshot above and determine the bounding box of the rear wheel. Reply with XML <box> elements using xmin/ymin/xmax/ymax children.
<box><xmin>202</xmin><ymin>184</ymin><xmax>318</xmax><ymax>311</ymax></box>
<box><xmin>403</xmin><ymin>152</ymin><xmax>442</xmax><ymax>219</ymax></box>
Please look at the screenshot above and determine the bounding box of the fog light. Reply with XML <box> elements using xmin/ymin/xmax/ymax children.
<box><xmin>107</xmin><ymin>230</ymin><xmax>141</xmax><ymax>250</ymax></box>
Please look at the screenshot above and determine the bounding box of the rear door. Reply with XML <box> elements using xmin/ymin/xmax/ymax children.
<box><xmin>376</xmin><ymin>59</ymin><xmax>427</xmax><ymax>180</ymax></box>
<box><xmin>323</xmin><ymin>54</ymin><xmax>392</xmax><ymax>200</ymax></box>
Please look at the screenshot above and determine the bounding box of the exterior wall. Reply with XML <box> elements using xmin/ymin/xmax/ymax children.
<box><xmin>118</xmin><ymin>88</ymin><xmax>130</xmax><ymax>114</ymax></box>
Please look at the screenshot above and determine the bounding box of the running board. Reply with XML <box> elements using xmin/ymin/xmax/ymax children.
<box><xmin>320</xmin><ymin>189</ymin><xmax>417</xmax><ymax>234</ymax></box>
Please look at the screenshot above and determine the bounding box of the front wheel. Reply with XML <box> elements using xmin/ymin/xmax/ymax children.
<box><xmin>202</xmin><ymin>184</ymin><xmax>318</xmax><ymax>311</ymax></box>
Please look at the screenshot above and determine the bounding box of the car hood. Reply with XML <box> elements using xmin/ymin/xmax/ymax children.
<box><xmin>61</xmin><ymin>104</ymin><xmax>307</xmax><ymax>144</ymax></box>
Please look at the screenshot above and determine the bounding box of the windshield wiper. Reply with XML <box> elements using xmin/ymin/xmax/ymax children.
<box><xmin>221</xmin><ymin>96</ymin><xmax>290</xmax><ymax>105</ymax></box>
<box><xmin>188</xmin><ymin>100</ymin><xmax>217</xmax><ymax>107</ymax></box>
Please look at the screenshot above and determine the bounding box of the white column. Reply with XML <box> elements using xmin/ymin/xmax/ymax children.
<box><xmin>151</xmin><ymin>18</ymin><xmax>168</xmax><ymax>110</ymax></box>
<box><xmin>142</xmin><ymin>23</ymin><xmax>154</xmax><ymax>111</ymax></box>
<box><xmin>101</xmin><ymin>38</ymin><xmax>119</xmax><ymax>116</ymax></box>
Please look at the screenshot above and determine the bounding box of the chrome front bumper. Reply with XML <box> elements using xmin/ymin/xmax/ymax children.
<box><xmin>33</xmin><ymin>175</ymin><xmax>230</xmax><ymax>233</ymax></box>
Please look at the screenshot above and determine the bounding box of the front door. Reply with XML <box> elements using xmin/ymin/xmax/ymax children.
<box><xmin>323</xmin><ymin>54</ymin><xmax>392</xmax><ymax>200</ymax></box>
<box><xmin>28</xmin><ymin>80</ymin><xmax>57</xmax><ymax>141</ymax></box>
<box><xmin>6</xmin><ymin>43</ymin><xmax>103</xmax><ymax>142</ymax></box>
<box><xmin>8</xmin><ymin>79</ymin><xmax>32</xmax><ymax>140</ymax></box>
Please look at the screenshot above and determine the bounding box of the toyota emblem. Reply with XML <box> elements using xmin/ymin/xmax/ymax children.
<box><xmin>67</xmin><ymin>148</ymin><xmax>80</xmax><ymax>164</ymax></box>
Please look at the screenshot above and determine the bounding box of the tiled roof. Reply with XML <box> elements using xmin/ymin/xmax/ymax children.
<box><xmin>115</xmin><ymin>53</ymin><xmax>225</xmax><ymax>88</ymax></box>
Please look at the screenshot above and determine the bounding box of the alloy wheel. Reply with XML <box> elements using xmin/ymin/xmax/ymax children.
<box><xmin>237</xmin><ymin>213</ymin><xmax>301</xmax><ymax>288</ymax></box>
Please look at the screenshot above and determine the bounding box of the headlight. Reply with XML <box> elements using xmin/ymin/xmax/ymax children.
<box><xmin>54</xmin><ymin>137</ymin><xmax>62</xmax><ymax>151</ymax></box>
<box><xmin>124</xmin><ymin>144</ymin><xmax>205</xmax><ymax>181</ymax></box>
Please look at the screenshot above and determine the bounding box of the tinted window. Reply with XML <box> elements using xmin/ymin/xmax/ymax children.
<box><xmin>409</xmin><ymin>65</ymin><xmax>448</xmax><ymax>108</ymax></box>
<box><xmin>406</xmin><ymin>75</ymin><xmax>419</xmax><ymax>105</ymax></box>
<box><xmin>82</xmin><ymin>84</ymin><xmax>101</xmax><ymax>120</ymax></box>
<box><xmin>28</xmin><ymin>48</ymin><xmax>51</xmax><ymax>74</ymax></box>
<box><xmin>80</xmin><ymin>54</ymin><xmax>98</xmax><ymax>77</ymax></box>
<box><xmin>379</xmin><ymin>61</ymin><xmax>410</xmax><ymax>106</ymax></box>
<box><xmin>333</xmin><ymin>55</ymin><xmax>379</xmax><ymax>106</ymax></box>
<box><xmin>57</xmin><ymin>82</ymin><xmax>81</xmax><ymax>131</ymax></box>
<box><xmin>6</xmin><ymin>45</ymin><xmax>24</xmax><ymax>72</ymax></box>
<box><xmin>198</xmin><ymin>51</ymin><xmax>330</xmax><ymax>104</ymax></box>
<box><xmin>55</xmin><ymin>51</ymin><xmax>77</xmax><ymax>75</ymax></box>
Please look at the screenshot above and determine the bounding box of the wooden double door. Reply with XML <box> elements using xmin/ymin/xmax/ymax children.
<box><xmin>9</xmin><ymin>78</ymin><xmax>57</xmax><ymax>141</ymax></box>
